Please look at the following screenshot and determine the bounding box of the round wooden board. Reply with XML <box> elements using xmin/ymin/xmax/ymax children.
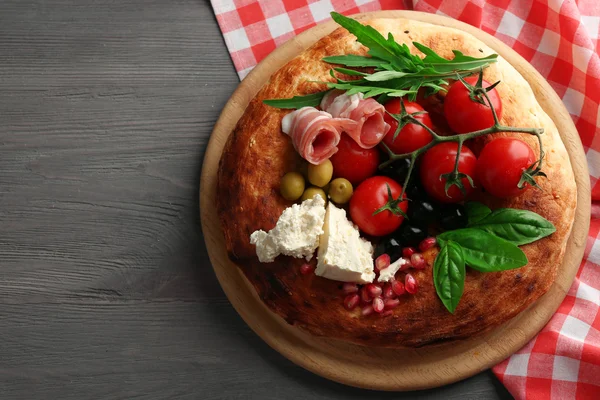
<box><xmin>200</xmin><ymin>11</ymin><xmax>591</xmax><ymax>391</ymax></box>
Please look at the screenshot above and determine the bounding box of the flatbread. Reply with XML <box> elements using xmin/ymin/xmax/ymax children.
<box><xmin>216</xmin><ymin>18</ymin><xmax>577</xmax><ymax>347</ymax></box>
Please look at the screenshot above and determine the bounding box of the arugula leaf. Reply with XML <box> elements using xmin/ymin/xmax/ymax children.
<box><xmin>434</xmin><ymin>241</ymin><xmax>465</xmax><ymax>314</ymax></box>
<box><xmin>263</xmin><ymin>90</ymin><xmax>330</xmax><ymax>109</ymax></box>
<box><xmin>465</xmin><ymin>201</ymin><xmax>492</xmax><ymax>225</ymax></box>
<box><xmin>330</xmin><ymin>12</ymin><xmax>423</xmax><ymax>71</ymax></box>
<box><xmin>437</xmin><ymin>229</ymin><xmax>528</xmax><ymax>272</ymax></box>
<box><xmin>333</xmin><ymin>67</ymin><xmax>368</xmax><ymax>77</ymax></box>
<box><xmin>322</xmin><ymin>54</ymin><xmax>390</xmax><ymax>69</ymax></box>
<box><xmin>363</xmin><ymin>70</ymin><xmax>409</xmax><ymax>81</ymax></box>
<box><xmin>413</xmin><ymin>42</ymin><xmax>498</xmax><ymax>73</ymax></box>
<box><xmin>326</xmin><ymin>82</ymin><xmax>415</xmax><ymax>98</ymax></box>
<box><xmin>469</xmin><ymin>208</ymin><xmax>556</xmax><ymax>246</ymax></box>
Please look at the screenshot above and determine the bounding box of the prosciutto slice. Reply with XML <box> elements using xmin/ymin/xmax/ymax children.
<box><xmin>320</xmin><ymin>90</ymin><xmax>390</xmax><ymax>149</ymax></box>
<box><xmin>281</xmin><ymin>107</ymin><xmax>345</xmax><ymax>165</ymax></box>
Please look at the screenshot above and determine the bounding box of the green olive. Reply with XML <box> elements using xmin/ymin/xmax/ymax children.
<box><xmin>280</xmin><ymin>172</ymin><xmax>305</xmax><ymax>201</ymax></box>
<box><xmin>307</xmin><ymin>159</ymin><xmax>333</xmax><ymax>187</ymax></box>
<box><xmin>328</xmin><ymin>178</ymin><xmax>353</xmax><ymax>204</ymax></box>
<box><xmin>301</xmin><ymin>187</ymin><xmax>327</xmax><ymax>206</ymax></box>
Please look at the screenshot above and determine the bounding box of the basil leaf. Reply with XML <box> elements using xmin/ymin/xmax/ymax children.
<box><xmin>263</xmin><ymin>90</ymin><xmax>330</xmax><ymax>109</ymax></box>
<box><xmin>470</xmin><ymin>208</ymin><xmax>556</xmax><ymax>246</ymax></box>
<box><xmin>437</xmin><ymin>229</ymin><xmax>527</xmax><ymax>272</ymax></box>
<box><xmin>322</xmin><ymin>55</ymin><xmax>389</xmax><ymax>69</ymax></box>
<box><xmin>434</xmin><ymin>241</ymin><xmax>465</xmax><ymax>314</ymax></box>
<box><xmin>465</xmin><ymin>201</ymin><xmax>492</xmax><ymax>225</ymax></box>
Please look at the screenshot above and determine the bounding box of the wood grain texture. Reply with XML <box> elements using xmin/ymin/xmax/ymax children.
<box><xmin>0</xmin><ymin>0</ymin><xmax>511</xmax><ymax>398</ymax></box>
<box><xmin>201</xmin><ymin>10</ymin><xmax>590</xmax><ymax>393</ymax></box>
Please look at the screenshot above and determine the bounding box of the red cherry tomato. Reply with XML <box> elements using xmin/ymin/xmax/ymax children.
<box><xmin>476</xmin><ymin>137</ymin><xmax>536</xmax><ymax>198</ymax></box>
<box><xmin>383</xmin><ymin>99</ymin><xmax>434</xmax><ymax>154</ymax></box>
<box><xmin>420</xmin><ymin>142</ymin><xmax>477</xmax><ymax>203</ymax></box>
<box><xmin>444</xmin><ymin>76</ymin><xmax>503</xmax><ymax>133</ymax></box>
<box><xmin>330</xmin><ymin>134</ymin><xmax>380</xmax><ymax>185</ymax></box>
<box><xmin>349</xmin><ymin>176</ymin><xmax>407</xmax><ymax>237</ymax></box>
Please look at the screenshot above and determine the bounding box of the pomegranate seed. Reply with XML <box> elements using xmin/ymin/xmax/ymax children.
<box><xmin>382</xmin><ymin>310</ymin><xmax>394</xmax><ymax>317</ymax></box>
<box><xmin>411</xmin><ymin>253</ymin><xmax>426</xmax><ymax>269</ymax></box>
<box><xmin>383</xmin><ymin>283</ymin><xmax>396</xmax><ymax>299</ymax></box>
<box><xmin>342</xmin><ymin>283</ymin><xmax>358</xmax><ymax>294</ymax></box>
<box><xmin>361</xmin><ymin>305</ymin><xmax>374</xmax><ymax>316</ymax></box>
<box><xmin>360</xmin><ymin>286</ymin><xmax>372</xmax><ymax>303</ymax></box>
<box><xmin>343</xmin><ymin>294</ymin><xmax>360</xmax><ymax>311</ymax></box>
<box><xmin>372</xmin><ymin>297</ymin><xmax>384</xmax><ymax>313</ymax></box>
<box><xmin>402</xmin><ymin>247</ymin><xmax>416</xmax><ymax>258</ymax></box>
<box><xmin>400</xmin><ymin>257</ymin><xmax>412</xmax><ymax>271</ymax></box>
<box><xmin>391</xmin><ymin>279</ymin><xmax>405</xmax><ymax>296</ymax></box>
<box><xmin>405</xmin><ymin>273</ymin><xmax>418</xmax><ymax>294</ymax></box>
<box><xmin>384</xmin><ymin>298</ymin><xmax>400</xmax><ymax>309</ymax></box>
<box><xmin>300</xmin><ymin>263</ymin><xmax>314</xmax><ymax>275</ymax></box>
<box><xmin>366</xmin><ymin>283</ymin><xmax>383</xmax><ymax>298</ymax></box>
<box><xmin>419</xmin><ymin>237</ymin><xmax>437</xmax><ymax>252</ymax></box>
<box><xmin>375</xmin><ymin>254</ymin><xmax>391</xmax><ymax>271</ymax></box>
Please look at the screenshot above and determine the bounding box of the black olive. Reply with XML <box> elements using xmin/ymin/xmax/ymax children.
<box><xmin>408</xmin><ymin>199</ymin><xmax>439</xmax><ymax>226</ymax></box>
<box><xmin>381</xmin><ymin>158</ymin><xmax>413</xmax><ymax>183</ymax></box>
<box><xmin>374</xmin><ymin>237</ymin><xmax>403</xmax><ymax>262</ymax></box>
<box><xmin>405</xmin><ymin>182</ymin><xmax>427</xmax><ymax>201</ymax></box>
<box><xmin>439</xmin><ymin>204</ymin><xmax>468</xmax><ymax>230</ymax></box>
<box><xmin>395</xmin><ymin>223</ymin><xmax>427</xmax><ymax>246</ymax></box>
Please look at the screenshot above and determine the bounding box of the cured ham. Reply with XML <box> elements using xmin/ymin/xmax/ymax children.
<box><xmin>320</xmin><ymin>90</ymin><xmax>390</xmax><ymax>149</ymax></box>
<box><xmin>281</xmin><ymin>107</ymin><xmax>345</xmax><ymax>165</ymax></box>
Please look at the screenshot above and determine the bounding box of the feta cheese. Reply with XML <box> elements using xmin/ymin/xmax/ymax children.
<box><xmin>377</xmin><ymin>257</ymin><xmax>408</xmax><ymax>282</ymax></box>
<box><xmin>315</xmin><ymin>202</ymin><xmax>375</xmax><ymax>284</ymax></box>
<box><xmin>250</xmin><ymin>195</ymin><xmax>326</xmax><ymax>263</ymax></box>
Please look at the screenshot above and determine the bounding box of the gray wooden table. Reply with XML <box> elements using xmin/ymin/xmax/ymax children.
<box><xmin>0</xmin><ymin>0</ymin><xmax>513</xmax><ymax>398</ymax></box>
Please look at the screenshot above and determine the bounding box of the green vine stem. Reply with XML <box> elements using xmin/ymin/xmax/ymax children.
<box><xmin>379</xmin><ymin>73</ymin><xmax>546</xmax><ymax>203</ymax></box>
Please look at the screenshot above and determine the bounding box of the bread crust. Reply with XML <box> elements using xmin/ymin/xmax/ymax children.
<box><xmin>216</xmin><ymin>18</ymin><xmax>577</xmax><ymax>347</ymax></box>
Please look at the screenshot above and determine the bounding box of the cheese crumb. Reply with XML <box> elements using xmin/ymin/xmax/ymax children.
<box><xmin>378</xmin><ymin>257</ymin><xmax>408</xmax><ymax>282</ymax></box>
<box><xmin>250</xmin><ymin>196</ymin><xmax>326</xmax><ymax>263</ymax></box>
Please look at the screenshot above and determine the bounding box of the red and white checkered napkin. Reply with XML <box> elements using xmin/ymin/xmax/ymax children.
<box><xmin>211</xmin><ymin>0</ymin><xmax>600</xmax><ymax>397</ymax></box>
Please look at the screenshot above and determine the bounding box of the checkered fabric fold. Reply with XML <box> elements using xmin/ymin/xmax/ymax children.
<box><xmin>210</xmin><ymin>1</ymin><xmax>600</xmax><ymax>398</ymax></box>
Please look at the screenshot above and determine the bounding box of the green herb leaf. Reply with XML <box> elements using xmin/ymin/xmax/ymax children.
<box><xmin>263</xmin><ymin>90</ymin><xmax>330</xmax><ymax>109</ymax></box>
<box><xmin>437</xmin><ymin>229</ymin><xmax>528</xmax><ymax>272</ymax></box>
<box><xmin>465</xmin><ymin>201</ymin><xmax>492</xmax><ymax>225</ymax></box>
<box><xmin>363</xmin><ymin>70</ymin><xmax>409</xmax><ymax>81</ymax></box>
<box><xmin>322</xmin><ymin>54</ymin><xmax>390</xmax><ymax>69</ymax></box>
<box><xmin>434</xmin><ymin>241</ymin><xmax>466</xmax><ymax>314</ymax></box>
<box><xmin>413</xmin><ymin>42</ymin><xmax>498</xmax><ymax>73</ymax></box>
<box><xmin>469</xmin><ymin>208</ymin><xmax>556</xmax><ymax>246</ymax></box>
<box><xmin>330</xmin><ymin>12</ymin><xmax>423</xmax><ymax>71</ymax></box>
<box><xmin>333</xmin><ymin>67</ymin><xmax>368</xmax><ymax>77</ymax></box>
<box><xmin>326</xmin><ymin>82</ymin><xmax>415</xmax><ymax>98</ymax></box>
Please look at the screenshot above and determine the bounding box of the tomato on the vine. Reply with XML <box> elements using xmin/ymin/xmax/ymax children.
<box><xmin>476</xmin><ymin>137</ymin><xmax>536</xmax><ymax>198</ymax></box>
<box><xmin>382</xmin><ymin>99</ymin><xmax>434</xmax><ymax>154</ymax></box>
<box><xmin>420</xmin><ymin>142</ymin><xmax>477</xmax><ymax>203</ymax></box>
<box><xmin>349</xmin><ymin>176</ymin><xmax>407</xmax><ymax>237</ymax></box>
<box><xmin>330</xmin><ymin>133</ymin><xmax>380</xmax><ymax>185</ymax></box>
<box><xmin>444</xmin><ymin>76</ymin><xmax>503</xmax><ymax>133</ymax></box>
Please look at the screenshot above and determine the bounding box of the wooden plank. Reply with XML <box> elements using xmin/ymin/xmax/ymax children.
<box><xmin>0</xmin><ymin>0</ymin><xmax>511</xmax><ymax>398</ymax></box>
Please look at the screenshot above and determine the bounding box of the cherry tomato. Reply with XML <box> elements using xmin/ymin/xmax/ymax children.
<box><xmin>383</xmin><ymin>99</ymin><xmax>434</xmax><ymax>154</ymax></box>
<box><xmin>476</xmin><ymin>137</ymin><xmax>536</xmax><ymax>198</ymax></box>
<box><xmin>444</xmin><ymin>76</ymin><xmax>503</xmax><ymax>133</ymax></box>
<box><xmin>420</xmin><ymin>142</ymin><xmax>477</xmax><ymax>203</ymax></box>
<box><xmin>330</xmin><ymin>133</ymin><xmax>380</xmax><ymax>185</ymax></box>
<box><xmin>349</xmin><ymin>176</ymin><xmax>407</xmax><ymax>237</ymax></box>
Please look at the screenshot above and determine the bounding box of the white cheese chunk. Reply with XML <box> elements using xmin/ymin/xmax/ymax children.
<box><xmin>315</xmin><ymin>202</ymin><xmax>375</xmax><ymax>284</ymax></box>
<box><xmin>377</xmin><ymin>257</ymin><xmax>408</xmax><ymax>282</ymax></box>
<box><xmin>250</xmin><ymin>195</ymin><xmax>326</xmax><ymax>263</ymax></box>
